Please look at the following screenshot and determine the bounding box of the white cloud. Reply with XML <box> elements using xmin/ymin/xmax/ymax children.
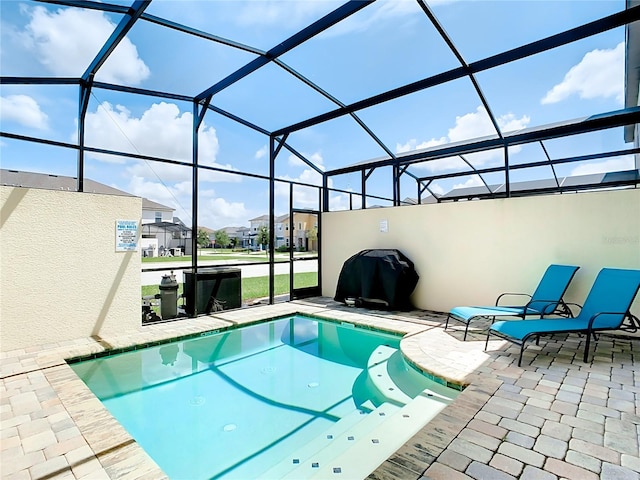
<box><xmin>569</xmin><ymin>156</ymin><xmax>634</xmax><ymax>177</ymax></box>
<box><xmin>233</xmin><ymin>0</ymin><xmax>456</xmax><ymax>35</ymax></box>
<box><xmin>452</xmin><ymin>177</ymin><xmax>484</xmax><ymax>190</ymax></box>
<box><xmin>236</xmin><ymin>1</ymin><xmax>340</xmax><ymax>28</ymax></box>
<box><xmin>448</xmin><ymin>106</ymin><xmax>500</xmax><ymax>142</ymax></box>
<box><xmin>203</xmin><ymin>197</ymin><xmax>250</xmax><ymax>228</ymax></box>
<box><xmin>328</xmin><ymin>191</ymin><xmax>359</xmax><ymax>211</ymax></box>
<box><xmin>255</xmin><ymin>145</ymin><xmax>268</xmax><ymax>160</ymax></box>
<box><xmin>396</xmin><ymin>137</ymin><xmax>447</xmax><ymax>154</ymax></box>
<box><xmin>399</xmin><ymin>106</ymin><xmax>530</xmax><ymax>172</ymax></box>
<box><xmin>275</xmin><ymin>163</ymin><xmax>328</xmax><ymax>209</ymax></box>
<box><xmin>541</xmin><ymin>42</ymin><xmax>624</xmax><ymax>105</ymax></box>
<box><xmin>126</xmin><ymin>176</ymin><xmax>192</xmax><ymax>221</ymax></box>
<box><xmin>288</xmin><ymin>151</ymin><xmax>325</xmax><ymax>170</ymax></box>
<box><xmin>20</xmin><ymin>6</ymin><xmax>149</xmax><ymax>84</ymax></box>
<box><xmin>0</xmin><ymin>94</ymin><xmax>48</xmax><ymax>129</ymax></box>
<box><xmin>124</xmin><ymin>176</ymin><xmax>250</xmax><ymax>229</ymax></box>
<box><xmin>82</xmin><ymin>101</ymin><xmax>240</xmax><ymax>183</ymax></box>
<box><xmin>325</xmin><ymin>0</ymin><xmax>418</xmax><ymax>37</ymax></box>
<box><xmin>427</xmin><ymin>183</ymin><xmax>446</xmax><ymax>196</ymax></box>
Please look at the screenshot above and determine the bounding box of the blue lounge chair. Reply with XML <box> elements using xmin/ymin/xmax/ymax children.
<box><xmin>445</xmin><ymin>264</ymin><xmax>580</xmax><ymax>340</ymax></box>
<box><xmin>486</xmin><ymin>268</ymin><xmax>640</xmax><ymax>366</ymax></box>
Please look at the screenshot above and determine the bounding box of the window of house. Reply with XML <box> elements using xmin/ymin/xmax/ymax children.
<box><xmin>285</xmin><ymin>224</ymin><xmax>288</xmax><ymax>230</ymax></box>
<box><xmin>298</xmin><ymin>222</ymin><xmax>302</xmax><ymax>230</ymax></box>
<box><xmin>155</xmin><ymin>212</ymin><xmax>162</xmax><ymax>222</ymax></box>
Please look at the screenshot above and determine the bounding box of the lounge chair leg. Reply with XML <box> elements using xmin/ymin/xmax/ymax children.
<box><xmin>445</xmin><ymin>314</ymin><xmax>450</xmax><ymax>331</ymax></box>
<box><xmin>484</xmin><ymin>331</ymin><xmax>490</xmax><ymax>351</ymax></box>
<box><xmin>518</xmin><ymin>345</ymin><xmax>524</xmax><ymax>367</ymax></box>
<box><xmin>463</xmin><ymin>323</ymin><xmax>469</xmax><ymax>341</ymax></box>
<box><xmin>584</xmin><ymin>330</ymin><xmax>592</xmax><ymax>363</ymax></box>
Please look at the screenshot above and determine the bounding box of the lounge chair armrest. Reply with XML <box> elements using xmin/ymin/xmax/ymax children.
<box><xmin>587</xmin><ymin>310</ymin><xmax>628</xmax><ymax>330</ymax></box>
<box><xmin>561</xmin><ymin>300</ymin><xmax>582</xmax><ymax>317</ymax></box>
<box><xmin>524</xmin><ymin>298</ymin><xmax>575</xmax><ymax>316</ymax></box>
<box><xmin>562</xmin><ymin>302</ymin><xmax>582</xmax><ymax>316</ymax></box>
<box><xmin>496</xmin><ymin>292</ymin><xmax>531</xmax><ymax>306</ymax></box>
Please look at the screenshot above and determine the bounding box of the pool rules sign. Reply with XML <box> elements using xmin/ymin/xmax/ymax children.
<box><xmin>116</xmin><ymin>219</ymin><xmax>138</xmax><ymax>252</ymax></box>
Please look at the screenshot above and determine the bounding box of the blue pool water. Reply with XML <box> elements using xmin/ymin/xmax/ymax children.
<box><xmin>70</xmin><ymin>316</ymin><xmax>457</xmax><ymax>479</ymax></box>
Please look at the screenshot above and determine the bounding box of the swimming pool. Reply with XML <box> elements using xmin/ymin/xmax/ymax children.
<box><xmin>70</xmin><ymin>315</ymin><xmax>458</xmax><ymax>479</ymax></box>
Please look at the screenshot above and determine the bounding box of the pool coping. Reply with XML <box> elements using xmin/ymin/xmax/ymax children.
<box><xmin>0</xmin><ymin>301</ymin><xmax>504</xmax><ymax>479</ymax></box>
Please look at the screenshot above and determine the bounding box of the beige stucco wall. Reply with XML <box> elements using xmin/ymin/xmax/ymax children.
<box><xmin>1</xmin><ymin>186</ymin><xmax>142</xmax><ymax>352</ymax></box>
<box><xmin>322</xmin><ymin>189</ymin><xmax>640</xmax><ymax>316</ymax></box>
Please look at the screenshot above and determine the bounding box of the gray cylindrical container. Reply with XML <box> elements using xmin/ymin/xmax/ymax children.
<box><xmin>159</xmin><ymin>272</ymin><xmax>179</xmax><ymax>319</ymax></box>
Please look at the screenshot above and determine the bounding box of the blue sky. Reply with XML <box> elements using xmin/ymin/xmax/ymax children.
<box><xmin>0</xmin><ymin>0</ymin><xmax>633</xmax><ymax>228</ymax></box>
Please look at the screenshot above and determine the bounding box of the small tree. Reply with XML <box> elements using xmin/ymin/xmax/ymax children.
<box><xmin>256</xmin><ymin>225</ymin><xmax>269</xmax><ymax>251</ymax></box>
<box><xmin>197</xmin><ymin>228</ymin><xmax>211</xmax><ymax>248</ymax></box>
<box><xmin>308</xmin><ymin>226</ymin><xmax>318</xmax><ymax>252</ymax></box>
<box><xmin>214</xmin><ymin>230</ymin><xmax>230</xmax><ymax>249</ymax></box>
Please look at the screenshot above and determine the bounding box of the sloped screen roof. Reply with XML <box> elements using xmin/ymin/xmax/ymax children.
<box><xmin>1</xmin><ymin>0</ymin><xmax>639</xmax><ymax>227</ymax></box>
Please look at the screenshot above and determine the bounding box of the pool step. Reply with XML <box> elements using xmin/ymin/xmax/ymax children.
<box><xmin>366</xmin><ymin>345</ymin><xmax>414</xmax><ymax>406</ymax></box>
<box><xmin>307</xmin><ymin>390</ymin><xmax>453</xmax><ymax>479</ymax></box>
<box><xmin>367</xmin><ymin>345</ymin><xmax>457</xmax><ymax>406</ymax></box>
<box><xmin>257</xmin><ymin>402</ymin><xmax>401</xmax><ymax>480</ymax></box>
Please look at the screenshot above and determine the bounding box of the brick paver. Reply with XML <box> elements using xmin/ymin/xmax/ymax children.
<box><xmin>489</xmin><ymin>453</ymin><xmax>524</xmax><ymax>477</ymax></box>
<box><xmin>544</xmin><ymin>457</ymin><xmax>599</xmax><ymax>480</ymax></box>
<box><xmin>1</xmin><ymin>300</ymin><xmax>638</xmax><ymax>480</ymax></box>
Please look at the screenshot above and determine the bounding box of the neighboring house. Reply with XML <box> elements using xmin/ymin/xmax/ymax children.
<box><xmin>142</xmin><ymin>200</ymin><xmax>174</xmax><ymax>224</ymax></box>
<box><xmin>248</xmin><ymin>214</ymin><xmax>269</xmax><ymax>249</ymax></box>
<box><xmin>216</xmin><ymin>226</ymin><xmax>252</xmax><ymax>248</ymax></box>
<box><xmin>141</xmin><ymin>217</ymin><xmax>192</xmax><ymax>256</ymax></box>
<box><xmin>235</xmin><ymin>227</ymin><xmax>252</xmax><ymax>248</ymax></box>
<box><xmin>0</xmin><ymin>169</ymin><xmax>191</xmax><ymax>256</ymax></box>
<box><xmin>1</xmin><ymin>168</ymin><xmax>132</xmax><ymax>196</ymax></box>
<box><xmin>248</xmin><ymin>215</ymin><xmax>269</xmax><ymax>232</ymax></box>
<box><xmin>280</xmin><ymin>212</ymin><xmax>318</xmax><ymax>251</ymax></box>
<box><xmin>248</xmin><ymin>212</ymin><xmax>318</xmax><ymax>251</ymax></box>
<box><xmin>274</xmin><ymin>214</ymin><xmax>288</xmax><ymax>248</ymax></box>
<box><xmin>198</xmin><ymin>226</ymin><xmax>216</xmax><ymax>247</ymax></box>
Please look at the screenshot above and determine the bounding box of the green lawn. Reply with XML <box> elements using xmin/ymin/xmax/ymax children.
<box><xmin>141</xmin><ymin>272</ymin><xmax>317</xmax><ymax>303</ymax></box>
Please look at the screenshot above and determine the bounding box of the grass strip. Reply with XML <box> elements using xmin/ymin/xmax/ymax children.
<box><xmin>141</xmin><ymin>272</ymin><xmax>317</xmax><ymax>303</ymax></box>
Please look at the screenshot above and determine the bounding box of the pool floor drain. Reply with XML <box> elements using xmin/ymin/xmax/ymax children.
<box><xmin>308</xmin><ymin>382</ymin><xmax>319</xmax><ymax>388</ymax></box>
<box><xmin>223</xmin><ymin>424</ymin><xmax>237</xmax><ymax>432</ymax></box>
<box><xmin>188</xmin><ymin>396</ymin><xmax>205</xmax><ymax>406</ymax></box>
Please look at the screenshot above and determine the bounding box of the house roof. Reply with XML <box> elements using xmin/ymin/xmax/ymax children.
<box><xmin>440</xmin><ymin>169</ymin><xmax>640</xmax><ymax>200</ymax></box>
<box><xmin>141</xmin><ymin>221</ymin><xmax>190</xmax><ymax>233</ymax></box>
<box><xmin>145</xmin><ymin>199</ymin><xmax>174</xmax><ymax>212</ymax></box>
<box><xmin>248</xmin><ymin>215</ymin><xmax>270</xmax><ymax>222</ymax></box>
<box><xmin>0</xmin><ymin>169</ymin><xmax>174</xmax><ymax>211</ymax></box>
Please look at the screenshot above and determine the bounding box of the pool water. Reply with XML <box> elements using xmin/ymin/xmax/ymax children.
<box><xmin>70</xmin><ymin>316</ymin><xmax>458</xmax><ymax>479</ymax></box>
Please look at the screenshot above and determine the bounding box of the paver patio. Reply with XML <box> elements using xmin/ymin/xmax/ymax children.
<box><xmin>1</xmin><ymin>298</ymin><xmax>638</xmax><ymax>479</ymax></box>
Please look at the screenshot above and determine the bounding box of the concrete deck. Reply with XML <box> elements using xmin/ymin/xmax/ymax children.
<box><xmin>1</xmin><ymin>298</ymin><xmax>638</xmax><ymax>479</ymax></box>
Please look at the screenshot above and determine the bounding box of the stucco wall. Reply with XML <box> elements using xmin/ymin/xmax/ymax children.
<box><xmin>322</xmin><ymin>189</ymin><xmax>640</xmax><ymax>316</ymax></box>
<box><xmin>1</xmin><ymin>186</ymin><xmax>142</xmax><ymax>352</ymax></box>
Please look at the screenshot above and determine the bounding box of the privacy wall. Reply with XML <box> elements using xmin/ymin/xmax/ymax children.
<box><xmin>1</xmin><ymin>186</ymin><xmax>141</xmax><ymax>352</ymax></box>
<box><xmin>322</xmin><ymin>189</ymin><xmax>640</xmax><ymax>316</ymax></box>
